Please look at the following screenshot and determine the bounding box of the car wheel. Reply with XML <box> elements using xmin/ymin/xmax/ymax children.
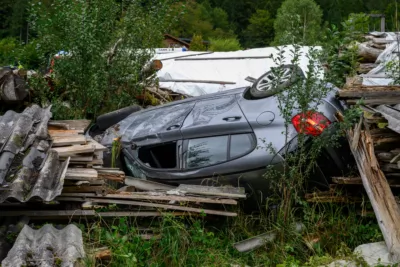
<box><xmin>96</xmin><ymin>104</ymin><xmax>142</xmax><ymax>131</ymax></box>
<box><xmin>249</xmin><ymin>64</ymin><xmax>305</xmax><ymax>99</ymax></box>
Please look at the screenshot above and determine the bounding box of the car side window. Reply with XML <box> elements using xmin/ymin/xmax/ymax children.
<box><xmin>187</xmin><ymin>136</ymin><xmax>229</xmax><ymax>169</ymax></box>
<box><xmin>230</xmin><ymin>134</ymin><xmax>255</xmax><ymax>159</ymax></box>
<box><xmin>185</xmin><ymin>134</ymin><xmax>255</xmax><ymax>169</ymax></box>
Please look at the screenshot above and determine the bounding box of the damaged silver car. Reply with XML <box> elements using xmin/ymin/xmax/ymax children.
<box><xmin>89</xmin><ymin>65</ymin><xmax>351</xmax><ymax>201</ymax></box>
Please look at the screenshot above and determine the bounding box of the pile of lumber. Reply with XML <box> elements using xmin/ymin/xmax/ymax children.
<box><xmin>1</xmin><ymin>119</ymin><xmax>245</xmax><ymax>218</ymax></box>
<box><xmin>335</xmin><ymin>82</ymin><xmax>400</xmax><ymax>185</ymax></box>
<box><xmin>357</xmin><ymin>32</ymin><xmax>390</xmax><ymax>69</ymax></box>
<box><xmin>56</xmin><ymin>182</ymin><xmax>244</xmax><ymax>217</ymax></box>
<box><xmin>335</xmin><ymin>80</ymin><xmax>400</xmax><ymax>260</ymax></box>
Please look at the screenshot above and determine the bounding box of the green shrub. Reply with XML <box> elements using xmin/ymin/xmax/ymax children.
<box><xmin>0</xmin><ymin>37</ymin><xmax>19</xmax><ymax>65</ymax></box>
<box><xmin>209</xmin><ymin>38</ymin><xmax>242</xmax><ymax>51</ymax></box>
<box><xmin>190</xmin><ymin>34</ymin><xmax>207</xmax><ymax>51</ymax></box>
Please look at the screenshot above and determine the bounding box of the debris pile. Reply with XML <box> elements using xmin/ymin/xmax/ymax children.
<box><xmin>0</xmin><ymin>67</ymin><xmax>29</xmax><ymax>103</ymax></box>
<box><xmin>0</xmin><ymin>107</ymin><xmax>245</xmax><ymax>219</ymax></box>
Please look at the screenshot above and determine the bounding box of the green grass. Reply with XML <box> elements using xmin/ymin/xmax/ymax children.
<box><xmin>78</xmin><ymin>202</ymin><xmax>382</xmax><ymax>267</ymax></box>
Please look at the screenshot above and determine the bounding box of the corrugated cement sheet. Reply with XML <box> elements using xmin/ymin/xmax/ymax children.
<box><xmin>1</xmin><ymin>224</ymin><xmax>85</xmax><ymax>267</ymax></box>
<box><xmin>0</xmin><ymin>105</ymin><xmax>69</xmax><ymax>202</ymax></box>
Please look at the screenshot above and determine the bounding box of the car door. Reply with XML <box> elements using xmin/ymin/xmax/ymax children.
<box><xmin>180</xmin><ymin>94</ymin><xmax>252</xmax><ymax>139</ymax></box>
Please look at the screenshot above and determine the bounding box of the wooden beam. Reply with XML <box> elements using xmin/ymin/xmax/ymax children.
<box><xmin>59</xmin><ymin>192</ymin><xmax>237</xmax><ymax>205</ymax></box>
<box><xmin>56</xmin><ymin>197</ymin><xmax>237</xmax><ymax>216</ymax></box>
<box><xmin>348</xmin><ymin>121</ymin><xmax>400</xmax><ymax>261</ymax></box>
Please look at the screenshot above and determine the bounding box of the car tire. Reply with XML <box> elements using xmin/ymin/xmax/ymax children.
<box><xmin>96</xmin><ymin>104</ymin><xmax>142</xmax><ymax>131</ymax></box>
<box><xmin>249</xmin><ymin>64</ymin><xmax>305</xmax><ymax>99</ymax></box>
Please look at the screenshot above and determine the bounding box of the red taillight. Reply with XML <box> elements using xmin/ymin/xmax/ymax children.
<box><xmin>291</xmin><ymin>111</ymin><xmax>331</xmax><ymax>136</ymax></box>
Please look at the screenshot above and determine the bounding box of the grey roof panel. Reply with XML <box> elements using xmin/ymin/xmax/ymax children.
<box><xmin>1</xmin><ymin>224</ymin><xmax>85</xmax><ymax>267</ymax></box>
<box><xmin>0</xmin><ymin>105</ymin><xmax>68</xmax><ymax>202</ymax></box>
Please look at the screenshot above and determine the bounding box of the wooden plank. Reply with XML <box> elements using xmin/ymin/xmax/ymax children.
<box><xmin>65</xmin><ymin>180</ymin><xmax>105</xmax><ymax>186</ymax></box>
<box><xmin>346</xmin><ymin>98</ymin><xmax>400</xmax><ymax>105</ymax></box>
<box><xmin>347</xmin><ymin>121</ymin><xmax>400</xmax><ymax>261</ymax></box>
<box><xmin>59</xmin><ymin>192</ymin><xmax>238</xmax><ymax>205</ymax></box>
<box><xmin>87</xmin><ymin>139</ymin><xmax>108</xmax><ymax>152</ymax></box>
<box><xmin>65</xmin><ymin>155</ymin><xmax>94</xmax><ymax>162</ymax></box>
<box><xmin>49</xmin><ymin>130</ymin><xmax>80</xmax><ymax>137</ymax></box>
<box><xmin>62</xmin><ymin>186</ymin><xmax>107</xmax><ymax>194</ymax></box>
<box><xmin>66</xmin><ymin>168</ymin><xmax>98</xmax><ymax>179</ymax></box>
<box><xmin>56</xmin><ymin>197</ymin><xmax>237</xmax><ymax>216</ymax></box>
<box><xmin>97</xmin><ymin>211</ymin><xmax>191</xmax><ymax>217</ymax></box>
<box><xmin>0</xmin><ymin>210</ymin><xmax>96</xmax><ymax>217</ymax></box>
<box><xmin>174</xmin><ymin>184</ymin><xmax>246</xmax><ymax>199</ymax></box>
<box><xmin>52</xmin><ymin>144</ymin><xmax>95</xmax><ymax>157</ymax></box>
<box><xmin>125</xmin><ymin>177</ymin><xmax>176</xmax><ymax>191</ymax></box>
<box><xmin>49</xmin><ymin>120</ymin><xmax>91</xmax><ymax>132</ymax></box>
<box><xmin>332</xmin><ymin>177</ymin><xmax>362</xmax><ymax>184</ymax></box>
<box><xmin>65</xmin><ymin>168</ymin><xmax>98</xmax><ymax>180</ymax></box>
<box><xmin>339</xmin><ymin>90</ymin><xmax>400</xmax><ymax>99</ymax></box>
<box><xmin>52</xmin><ymin>135</ymin><xmax>87</xmax><ymax>147</ymax></box>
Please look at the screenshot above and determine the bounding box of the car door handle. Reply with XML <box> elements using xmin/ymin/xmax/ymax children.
<box><xmin>166</xmin><ymin>124</ymin><xmax>180</xmax><ymax>131</ymax></box>
<box><xmin>223</xmin><ymin>116</ymin><xmax>242</xmax><ymax>122</ymax></box>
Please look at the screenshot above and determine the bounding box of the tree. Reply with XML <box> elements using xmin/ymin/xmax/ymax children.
<box><xmin>244</xmin><ymin>9</ymin><xmax>274</xmax><ymax>48</ymax></box>
<box><xmin>190</xmin><ymin>34</ymin><xmax>207</xmax><ymax>51</ymax></box>
<box><xmin>169</xmin><ymin>1</ymin><xmax>234</xmax><ymax>39</ymax></box>
<box><xmin>29</xmin><ymin>0</ymin><xmax>174</xmax><ymax>119</ymax></box>
<box><xmin>274</xmin><ymin>0</ymin><xmax>323</xmax><ymax>45</ymax></box>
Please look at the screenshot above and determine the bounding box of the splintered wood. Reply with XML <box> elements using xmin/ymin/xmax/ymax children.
<box><xmin>347</xmin><ymin>119</ymin><xmax>400</xmax><ymax>261</ymax></box>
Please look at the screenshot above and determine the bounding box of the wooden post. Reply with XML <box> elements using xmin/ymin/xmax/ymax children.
<box><xmin>348</xmin><ymin>121</ymin><xmax>400</xmax><ymax>261</ymax></box>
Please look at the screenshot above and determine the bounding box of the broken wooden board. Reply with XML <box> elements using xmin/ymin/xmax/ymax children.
<box><xmin>56</xmin><ymin>197</ymin><xmax>237</xmax><ymax>216</ymax></box>
<box><xmin>52</xmin><ymin>144</ymin><xmax>96</xmax><ymax>157</ymax></box>
<box><xmin>52</xmin><ymin>135</ymin><xmax>87</xmax><ymax>147</ymax></box>
<box><xmin>59</xmin><ymin>192</ymin><xmax>237</xmax><ymax>205</ymax></box>
<box><xmin>48</xmin><ymin>120</ymin><xmax>91</xmax><ymax>133</ymax></box>
<box><xmin>172</xmin><ymin>184</ymin><xmax>246</xmax><ymax>199</ymax></box>
<box><xmin>97</xmin><ymin>169</ymin><xmax>125</xmax><ymax>182</ymax></box>
<box><xmin>65</xmin><ymin>168</ymin><xmax>99</xmax><ymax>180</ymax></box>
<box><xmin>347</xmin><ymin>121</ymin><xmax>400</xmax><ymax>262</ymax></box>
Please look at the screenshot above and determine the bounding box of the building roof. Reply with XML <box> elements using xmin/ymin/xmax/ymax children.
<box><xmin>1</xmin><ymin>224</ymin><xmax>85</xmax><ymax>267</ymax></box>
<box><xmin>0</xmin><ymin>105</ymin><xmax>69</xmax><ymax>203</ymax></box>
<box><xmin>164</xmin><ymin>34</ymin><xmax>190</xmax><ymax>47</ymax></box>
